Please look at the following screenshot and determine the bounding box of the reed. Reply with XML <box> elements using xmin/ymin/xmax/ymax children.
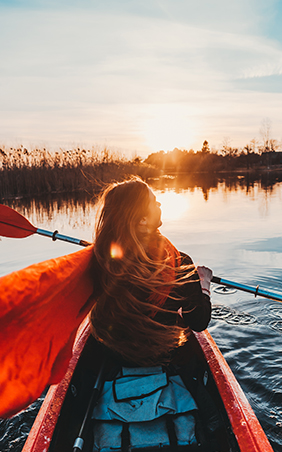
<box><xmin>0</xmin><ymin>146</ymin><xmax>158</xmax><ymax>199</ymax></box>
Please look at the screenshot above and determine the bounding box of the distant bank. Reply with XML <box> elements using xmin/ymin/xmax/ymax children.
<box><xmin>1</xmin><ymin>145</ymin><xmax>282</xmax><ymax>199</ymax></box>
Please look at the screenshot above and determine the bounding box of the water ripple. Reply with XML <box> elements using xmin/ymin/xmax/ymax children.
<box><xmin>269</xmin><ymin>320</ymin><xmax>282</xmax><ymax>333</ymax></box>
<box><xmin>0</xmin><ymin>393</ymin><xmax>45</xmax><ymax>452</ymax></box>
<box><xmin>212</xmin><ymin>305</ymin><xmax>257</xmax><ymax>326</ymax></box>
<box><xmin>210</xmin><ymin>304</ymin><xmax>234</xmax><ymax>319</ymax></box>
<box><xmin>212</xmin><ymin>303</ymin><xmax>282</xmax><ymax>332</ymax></box>
<box><xmin>268</xmin><ymin>304</ymin><xmax>282</xmax><ymax>320</ymax></box>
<box><xmin>226</xmin><ymin>312</ymin><xmax>257</xmax><ymax>325</ymax></box>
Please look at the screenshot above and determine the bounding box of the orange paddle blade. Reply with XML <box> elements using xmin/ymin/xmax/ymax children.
<box><xmin>0</xmin><ymin>204</ymin><xmax>37</xmax><ymax>238</ymax></box>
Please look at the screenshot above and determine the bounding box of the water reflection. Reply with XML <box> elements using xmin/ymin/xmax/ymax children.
<box><xmin>5</xmin><ymin>193</ymin><xmax>98</xmax><ymax>235</ymax></box>
<box><xmin>157</xmin><ymin>191</ymin><xmax>189</xmax><ymax>222</ymax></box>
<box><xmin>2</xmin><ymin>176</ymin><xmax>282</xmax><ymax>277</ymax></box>
<box><xmin>148</xmin><ymin>171</ymin><xmax>282</xmax><ymax>200</ymax></box>
<box><xmin>3</xmin><ymin>173</ymin><xmax>282</xmax><ymax>228</ymax></box>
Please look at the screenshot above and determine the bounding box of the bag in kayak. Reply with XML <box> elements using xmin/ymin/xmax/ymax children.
<box><xmin>92</xmin><ymin>366</ymin><xmax>198</xmax><ymax>451</ymax></box>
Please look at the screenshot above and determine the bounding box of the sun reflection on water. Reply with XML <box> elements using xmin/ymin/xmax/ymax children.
<box><xmin>157</xmin><ymin>191</ymin><xmax>189</xmax><ymax>222</ymax></box>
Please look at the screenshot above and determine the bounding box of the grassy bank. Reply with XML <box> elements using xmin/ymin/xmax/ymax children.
<box><xmin>0</xmin><ymin>147</ymin><xmax>159</xmax><ymax>199</ymax></box>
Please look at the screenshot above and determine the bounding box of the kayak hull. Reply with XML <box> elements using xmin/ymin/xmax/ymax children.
<box><xmin>22</xmin><ymin>319</ymin><xmax>273</xmax><ymax>452</ymax></box>
<box><xmin>194</xmin><ymin>331</ymin><xmax>273</xmax><ymax>452</ymax></box>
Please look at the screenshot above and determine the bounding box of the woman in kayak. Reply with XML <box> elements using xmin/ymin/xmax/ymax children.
<box><xmin>90</xmin><ymin>177</ymin><xmax>212</xmax><ymax>366</ymax></box>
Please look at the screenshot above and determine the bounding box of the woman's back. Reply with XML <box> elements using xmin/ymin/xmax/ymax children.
<box><xmin>90</xmin><ymin>177</ymin><xmax>212</xmax><ymax>366</ymax></box>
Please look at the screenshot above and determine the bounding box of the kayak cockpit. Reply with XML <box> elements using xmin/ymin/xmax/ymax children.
<box><xmin>48</xmin><ymin>333</ymin><xmax>240</xmax><ymax>452</ymax></box>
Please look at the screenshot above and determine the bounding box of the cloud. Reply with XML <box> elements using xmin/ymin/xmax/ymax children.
<box><xmin>2</xmin><ymin>7</ymin><xmax>281</xmax><ymax>101</ymax></box>
<box><xmin>234</xmin><ymin>75</ymin><xmax>282</xmax><ymax>93</ymax></box>
<box><xmin>1</xmin><ymin>0</ymin><xmax>282</xmax><ymax>154</ymax></box>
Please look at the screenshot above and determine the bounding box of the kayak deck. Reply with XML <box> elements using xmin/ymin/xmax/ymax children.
<box><xmin>22</xmin><ymin>320</ymin><xmax>273</xmax><ymax>452</ymax></box>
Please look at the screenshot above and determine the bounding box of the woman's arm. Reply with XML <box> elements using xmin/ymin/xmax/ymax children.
<box><xmin>177</xmin><ymin>254</ymin><xmax>212</xmax><ymax>331</ymax></box>
<box><xmin>154</xmin><ymin>253</ymin><xmax>212</xmax><ymax>331</ymax></box>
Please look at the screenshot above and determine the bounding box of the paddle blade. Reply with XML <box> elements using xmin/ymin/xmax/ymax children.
<box><xmin>0</xmin><ymin>204</ymin><xmax>37</xmax><ymax>238</ymax></box>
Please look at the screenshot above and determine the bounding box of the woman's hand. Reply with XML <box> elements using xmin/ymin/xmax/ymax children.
<box><xmin>197</xmin><ymin>265</ymin><xmax>213</xmax><ymax>296</ymax></box>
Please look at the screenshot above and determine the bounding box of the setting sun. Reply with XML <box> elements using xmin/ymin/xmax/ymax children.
<box><xmin>141</xmin><ymin>104</ymin><xmax>198</xmax><ymax>151</ymax></box>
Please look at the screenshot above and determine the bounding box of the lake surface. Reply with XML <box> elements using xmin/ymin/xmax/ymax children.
<box><xmin>1</xmin><ymin>173</ymin><xmax>282</xmax><ymax>451</ymax></box>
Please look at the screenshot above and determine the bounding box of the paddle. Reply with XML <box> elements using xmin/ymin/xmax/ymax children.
<box><xmin>0</xmin><ymin>203</ymin><xmax>91</xmax><ymax>246</ymax></box>
<box><xmin>1</xmin><ymin>204</ymin><xmax>282</xmax><ymax>302</ymax></box>
<box><xmin>211</xmin><ymin>276</ymin><xmax>282</xmax><ymax>303</ymax></box>
<box><xmin>73</xmin><ymin>358</ymin><xmax>106</xmax><ymax>452</ymax></box>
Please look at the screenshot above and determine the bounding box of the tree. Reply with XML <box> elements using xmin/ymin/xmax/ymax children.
<box><xmin>243</xmin><ymin>144</ymin><xmax>251</xmax><ymax>170</ymax></box>
<box><xmin>221</xmin><ymin>137</ymin><xmax>232</xmax><ymax>156</ymax></box>
<box><xmin>250</xmin><ymin>138</ymin><xmax>258</xmax><ymax>153</ymax></box>
<box><xmin>259</xmin><ymin>117</ymin><xmax>272</xmax><ymax>152</ymax></box>
<box><xmin>201</xmin><ymin>140</ymin><xmax>210</xmax><ymax>154</ymax></box>
<box><xmin>269</xmin><ymin>139</ymin><xmax>281</xmax><ymax>152</ymax></box>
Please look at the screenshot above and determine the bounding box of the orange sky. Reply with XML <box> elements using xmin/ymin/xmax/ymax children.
<box><xmin>1</xmin><ymin>0</ymin><xmax>282</xmax><ymax>157</ymax></box>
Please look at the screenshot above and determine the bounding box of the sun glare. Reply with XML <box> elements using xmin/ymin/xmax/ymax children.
<box><xmin>110</xmin><ymin>242</ymin><xmax>124</xmax><ymax>259</ymax></box>
<box><xmin>178</xmin><ymin>330</ymin><xmax>187</xmax><ymax>347</ymax></box>
<box><xmin>141</xmin><ymin>104</ymin><xmax>198</xmax><ymax>151</ymax></box>
<box><xmin>158</xmin><ymin>191</ymin><xmax>189</xmax><ymax>222</ymax></box>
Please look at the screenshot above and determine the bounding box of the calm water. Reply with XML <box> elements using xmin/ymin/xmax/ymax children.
<box><xmin>1</xmin><ymin>174</ymin><xmax>282</xmax><ymax>451</ymax></box>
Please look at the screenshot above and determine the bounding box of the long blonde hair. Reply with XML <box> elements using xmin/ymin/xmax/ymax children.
<box><xmin>90</xmin><ymin>177</ymin><xmax>194</xmax><ymax>365</ymax></box>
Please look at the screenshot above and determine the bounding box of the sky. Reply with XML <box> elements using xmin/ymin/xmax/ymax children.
<box><xmin>0</xmin><ymin>0</ymin><xmax>282</xmax><ymax>158</ymax></box>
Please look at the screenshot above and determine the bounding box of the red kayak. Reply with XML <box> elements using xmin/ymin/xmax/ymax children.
<box><xmin>22</xmin><ymin>318</ymin><xmax>273</xmax><ymax>452</ymax></box>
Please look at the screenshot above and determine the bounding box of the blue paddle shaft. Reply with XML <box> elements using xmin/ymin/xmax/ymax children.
<box><xmin>212</xmin><ymin>276</ymin><xmax>282</xmax><ymax>302</ymax></box>
<box><xmin>34</xmin><ymin>226</ymin><xmax>282</xmax><ymax>303</ymax></box>
<box><xmin>36</xmin><ymin>228</ymin><xmax>91</xmax><ymax>247</ymax></box>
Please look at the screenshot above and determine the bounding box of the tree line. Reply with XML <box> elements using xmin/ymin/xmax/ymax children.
<box><xmin>144</xmin><ymin>139</ymin><xmax>282</xmax><ymax>173</ymax></box>
<box><xmin>1</xmin><ymin>132</ymin><xmax>282</xmax><ymax>199</ymax></box>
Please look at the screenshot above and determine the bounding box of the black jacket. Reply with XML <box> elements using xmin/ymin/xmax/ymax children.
<box><xmin>153</xmin><ymin>252</ymin><xmax>211</xmax><ymax>332</ymax></box>
<box><xmin>91</xmin><ymin>251</ymin><xmax>211</xmax><ymax>332</ymax></box>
